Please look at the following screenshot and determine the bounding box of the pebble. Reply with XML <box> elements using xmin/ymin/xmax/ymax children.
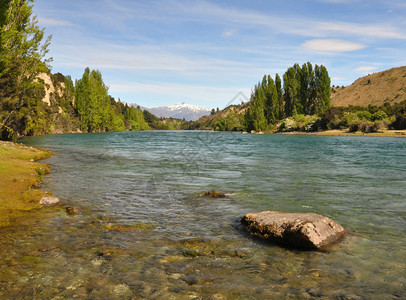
<box><xmin>39</xmin><ymin>196</ymin><xmax>60</xmax><ymax>206</ymax></box>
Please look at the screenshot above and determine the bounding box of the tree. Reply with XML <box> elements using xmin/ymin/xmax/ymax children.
<box><xmin>314</xmin><ymin>65</ymin><xmax>331</xmax><ymax>115</ymax></box>
<box><xmin>263</xmin><ymin>75</ymin><xmax>278</xmax><ymax>123</ymax></box>
<box><xmin>0</xmin><ymin>0</ymin><xmax>52</xmax><ymax>139</ymax></box>
<box><xmin>124</xmin><ymin>105</ymin><xmax>149</xmax><ymax>131</ymax></box>
<box><xmin>283</xmin><ymin>66</ymin><xmax>300</xmax><ymax>117</ymax></box>
<box><xmin>275</xmin><ymin>73</ymin><xmax>283</xmax><ymax>118</ymax></box>
<box><xmin>75</xmin><ymin>68</ymin><xmax>117</xmax><ymax>132</ymax></box>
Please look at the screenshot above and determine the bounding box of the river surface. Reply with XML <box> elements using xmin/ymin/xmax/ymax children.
<box><xmin>1</xmin><ymin>131</ymin><xmax>405</xmax><ymax>299</ymax></box>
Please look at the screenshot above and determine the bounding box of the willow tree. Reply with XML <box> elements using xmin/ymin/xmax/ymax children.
<box><xmin>0</xmin><ymin>0</ymin><xmax>51</xmax><ymax>139</ymax></box>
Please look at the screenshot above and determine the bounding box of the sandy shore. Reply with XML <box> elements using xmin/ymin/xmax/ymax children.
<box><xmin>276</xmin><ymin>129</ymin><xmax>406</xmax><ymax>137</ymax></box>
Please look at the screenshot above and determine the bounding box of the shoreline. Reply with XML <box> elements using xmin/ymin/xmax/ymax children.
<box><xmin>0</xmin><ymin>141</ymin><xmax>53</xmax><ymax>227</ymax></box>
<box><xmin>286</xmin><ymin>129</ymin><xmax>406</xmax><ymax>137</ymax></box>
<box><xmin>249</xmin><ymin>129</ymin><xmax>406</xmax><ymax>137</ymax></box>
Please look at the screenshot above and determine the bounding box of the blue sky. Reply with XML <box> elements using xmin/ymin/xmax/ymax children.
<box><xmin>35</xmin><ymin>0</ymin><xmax>406</xmax><ymax>109</ymax></box>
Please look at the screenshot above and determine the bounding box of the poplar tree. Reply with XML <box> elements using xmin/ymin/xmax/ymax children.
<box><xmin>275</xmin><ymin>73</ymin><xmax>283</xmax><ymax>118</ymax></box>
<box><xmin>314</xmin><ymin>65</ymin><xmax>331</xmax><ymax>115</ymax></box>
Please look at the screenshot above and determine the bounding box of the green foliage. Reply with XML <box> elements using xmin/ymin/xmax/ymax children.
<box><xmin>214</xmin><ymin>110</ymin><xmax>244</xmax><ymax>131</ymax></box>
<box><xmin>75</xmin><ymin>68</ymin><xmax>117</xmax><ymax>132</ymax></box>
<box><xmin>0</xmin><ymin>0</ymin><xmax>52</xmax><ymax>139</ymax></box>
<box><xmin>124</xmin><ymin>105</ymin><xmax>149</xmax><ymax>131</ymax></box>
<box><xmin>318</xmin><ymin>101</ymin><xmax>406</xmax><ymax>132</ymax></box>
<box><xmin>371</xmin><ymin>110</ymin><xmax>388</xmax><ymax>121</ymax></box>
<box><xmin>278</xmin><ymin>114</ymin><xmax>320</xmax><ymax>132</ymax></box>
<box><xmin>245</xmin><ymin>62</ymin><xmax>331</xmax><ymax>132</ymax></box>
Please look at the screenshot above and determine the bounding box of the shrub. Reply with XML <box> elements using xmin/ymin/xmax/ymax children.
<box><xmin>357</xmin><ymin>110</ymin><xmax>372</xmax><ymax>121</ymax></box>
<box><xmin>371</xmin><ymin>110</ymin><xmax>388</xmax><ymax>121</ymax></box>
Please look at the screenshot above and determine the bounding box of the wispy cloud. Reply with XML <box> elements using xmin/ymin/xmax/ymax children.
<box><xmin>302</xmin><ymin>39</ymin><xmax>366</xmax><ymax>53</ymax></box>
<box><xmin>354</xmin><ymin>66</ymin><xmax>378</xmax><ymax>73</ymax></box>
<box><xmin>39</xmin><ymin>17</ymin><xmax>73</xmax><ymax>27</ymax></box>
<box><xmin>222</xmin><ymin>30</ymin><xmax>234</xmax><ymax>38</ymax></box>
<box><xmin>145</xmin><ymin>0</ymin><xmax>406</xmax><ymax>40</ymax></box>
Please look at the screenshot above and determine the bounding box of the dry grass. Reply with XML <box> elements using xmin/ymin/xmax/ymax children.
<box><xmin>314</xmin><ymin>129</ymin><xmax>406</xmax><ymax>137</ymax></box>
<box><xmin>0</xmin><ymin>141</ymin><xmax>52</xmax><ymax>227</ymax></box>
<box><xmin>331</xmin><ymin>66</ymin><xmax>406</xmax><ymax>107</ymax></box>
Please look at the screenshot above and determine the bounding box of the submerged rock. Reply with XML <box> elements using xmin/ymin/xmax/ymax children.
<box><xmin>65</xmin><ymin>206</ymin><xmax>79</xmax><ymax>215</ymax></box>
<box><xmin>39</xmin><ymin>195</ymin><xmax>60</xmax><ymax>207</ymax></box>
<box><xmin>200</xmin><ymin>190</ymin><xmax>226</xmax><ymax>198</ymax></box>
<box><xmin>241</xmin><ymin>211</ymin><xmax>346</xmax><ymax>250</ymax></box>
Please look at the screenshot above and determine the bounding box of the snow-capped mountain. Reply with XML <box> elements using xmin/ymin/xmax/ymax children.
<box><xmin>133</xmin><ymin>102</ymin><xmax>211</xmax><ymax>121</ymax></box>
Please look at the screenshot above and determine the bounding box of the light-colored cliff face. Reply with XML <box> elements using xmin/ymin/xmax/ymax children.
<box><xmin>37</xmin><ymin>73</ymin><xmax>64</xmax><ymax>112</ymax></box>
<box><xmin>37</xmin><ymin>73</ymin><xmax>54</xmax><ymax>106</ymax></box>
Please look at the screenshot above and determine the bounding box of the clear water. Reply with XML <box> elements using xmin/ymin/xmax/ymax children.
<box><xmin>1</xmin><ymin>131</ymin><xmax>405</xmax><ymax>299</ymax></box>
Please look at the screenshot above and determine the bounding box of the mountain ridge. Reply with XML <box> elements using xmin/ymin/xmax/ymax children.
<box><xmin>131</xmin><ymin>102</ymin><xmax>211</xmax><ymax>121</ymax></box>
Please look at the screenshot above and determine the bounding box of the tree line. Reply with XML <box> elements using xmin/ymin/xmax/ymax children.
<box><xmin>245</xmin><ymin>62</ymin><xmax>331</xmax><ymax>132</ymax></box>
<box><xmin>0</xmin><ymin>0</ymin><xmax>186</xmax><ymax>140</ymax></box>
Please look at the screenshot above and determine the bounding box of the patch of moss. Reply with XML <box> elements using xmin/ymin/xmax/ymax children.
<box><xmin>0</xmin><ymin>141</ymin><xmax>52</xmax><ymax>227</ymax></box>
<box><xmin>102</xmin><ymin>223</ymin><xmax>157</xmax><ymax>232</ymax></box>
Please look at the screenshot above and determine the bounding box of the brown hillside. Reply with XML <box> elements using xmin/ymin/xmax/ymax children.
<box><xmin>331</xmin><ymin>66</ymin><xmax>406</xmax><ymax>107</ymax></box>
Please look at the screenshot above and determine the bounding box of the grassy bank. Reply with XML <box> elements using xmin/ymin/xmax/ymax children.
<box><xmin>0</xmin><ymin>141</ymin><xmax>52</xmax><ymax>227</ymax></box>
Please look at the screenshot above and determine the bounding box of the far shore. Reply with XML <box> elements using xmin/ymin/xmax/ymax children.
<box><xmin>246</xmin><ymin>129</ymin><xmax>406</xmax><ymax>137</ymax></box>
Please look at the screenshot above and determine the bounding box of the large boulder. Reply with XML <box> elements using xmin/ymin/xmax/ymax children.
<box><xmin>241</xmin><ymin>211</ymin><xmax>346</xmax><ymax>250</ymax></box>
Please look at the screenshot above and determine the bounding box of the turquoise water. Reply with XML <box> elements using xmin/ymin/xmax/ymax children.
<box><xmin>1</xmin><ymin>131</ymin><xmax>405</xmax><ymax>299</ymax></box>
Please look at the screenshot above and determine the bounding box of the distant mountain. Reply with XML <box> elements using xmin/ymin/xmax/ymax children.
<box><xmin>132</xmin><ymin>102</ymin><xmax>211</xmax><ymax>121</ymax></box>
<box><xmin>331</xmin><ymin>66</ymin><xmax>406</xmax><ymax>107</ymax></box>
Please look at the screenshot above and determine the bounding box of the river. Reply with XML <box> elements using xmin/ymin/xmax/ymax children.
<box><xmin>1</xmin><ymin>131</ymin><xmax>405</xmax><ymax>299</ymax></box>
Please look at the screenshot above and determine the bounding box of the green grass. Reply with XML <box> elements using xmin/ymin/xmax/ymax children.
<box><xmin>0</xmin><ymin>141</ymin><xmax>52</xmax><ymax>227</ymax></box>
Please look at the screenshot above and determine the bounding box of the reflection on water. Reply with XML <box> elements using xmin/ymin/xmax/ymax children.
<box><xmin>0</xmin><ymin>131</ymin><xmax>405</xmax><ymax>299</ymax></box>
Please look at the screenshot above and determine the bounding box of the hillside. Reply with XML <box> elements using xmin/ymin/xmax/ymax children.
<box><xmin>331</xmin><ymin>66</ymin><xmax>406</xmax><ymax>107</ymax></box>
<box><xmin>189</xmin><ymin>103</ymin><xmax>248</xmax><ymax>131</ymax></box>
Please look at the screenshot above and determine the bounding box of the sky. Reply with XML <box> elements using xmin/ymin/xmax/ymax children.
<box><xmin>34</xmin><ymin>0</ymin><xmax>406</xmax><ymax>109</ymax></box>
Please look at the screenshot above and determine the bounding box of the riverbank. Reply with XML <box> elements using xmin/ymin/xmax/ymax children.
<box><xmin>269</xmin><ymin>129</ymin><xmax>406</xmax><ymax>137</ymax></box>
<box><xmin>0</xmin><ymin>141</ymin><xmax>52</xmax><ymax>227</ymax></box>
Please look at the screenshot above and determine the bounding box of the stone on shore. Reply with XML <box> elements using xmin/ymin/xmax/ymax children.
<box><xmin>241</xmin><ymin>211</ymin><xmax>346</xmax><ymax>250</ymax></box>
<box><xmin>39</xmin><ymin>195</ymin><xmax>60</xmax><ymax>207</ymax></box>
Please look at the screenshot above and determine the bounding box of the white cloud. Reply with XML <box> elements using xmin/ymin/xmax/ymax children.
<box><xmin>302</xmin><ymin>39</ymin><xmax>366</xmax><ymax>52</ymax></box>
<box><xmin>155</xmin><ymin>0</ymin><xmax>406</xmax><ymax>40</ymax></box>
<box><xmin>222</xmin><ymin>30</ymin><xmax>234</xmax><ymax>38</ymax></box>
<box><xmin>354</xmin><ymin>66</ymin><xmax>377</xmax><ymax>73</ymax></box>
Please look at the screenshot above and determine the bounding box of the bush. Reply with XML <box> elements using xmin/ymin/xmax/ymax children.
<box><xmin>278</xmin><ymin>115</ymin><xmax>320</xmax><ymax>132</ymax></box>
<box><xmin>371</xmin><ymin>110</ymin><xmax>388</xmax><ymax>121</ymax></box>
<box><xmin>319</xmin><ymin>107</ymin><xmax>344</xmax><ymax>130</ymax></box>
<box><xmin>357</xmin><ymin>110</ymin><xmax>372</xmax><ymax>121</ymax></box>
